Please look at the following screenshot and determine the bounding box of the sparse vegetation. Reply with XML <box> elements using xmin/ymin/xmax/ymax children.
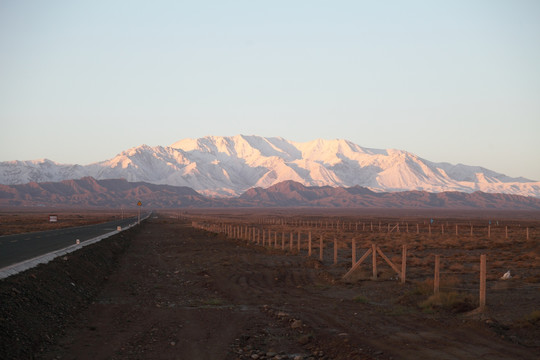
<box><xmin>203</xmin><ymin>298</ymin><xmax>224</xmax><ymax>306</ymax></box>
<box><xmin>2</xmin><ymin>209</ymin><xmax>539</xmax><ymax>358</ymax></box>
<box><xmin>353</xmin><ymin>295</ymin><xmax>368</xmax><ymax>303</ymax></box>
<box><xmin>524</xmin><ymin>310</ymin><xmax>540</xmax><ymax>325</ymax></box>
<box><xmin>420</xmin><ymin>291</ymin><xmax>475</xmax><ymax>313</ymax></box>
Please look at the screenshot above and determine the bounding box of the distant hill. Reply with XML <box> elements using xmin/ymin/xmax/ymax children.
<box><xmin>240</xmin><ymin>180</ymin><xmax>540</xmax><ymax>209</ymax></box>
<box><xmin>1</xmin><ymin>135</ymin><xmax>539</xmax><ymax>198</ymax></box>
<box><xmin>2</xmin><ymin>177</ymin><xmax>540</xmax><ymax>210</ymax></box>
<box><xmin>0</xmin><ymin>177</ymin><xmax>211</xmax><ymax>208</ymax></box>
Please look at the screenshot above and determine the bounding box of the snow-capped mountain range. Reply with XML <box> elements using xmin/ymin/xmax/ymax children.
<box><xmin>1</xmin><ymin>135</ymin><xmax>539</xmax><ymax>198</ymax></box>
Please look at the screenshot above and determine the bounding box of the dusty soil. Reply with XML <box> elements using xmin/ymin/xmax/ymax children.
<box><xmin>1</xmin><ymin>213</ymin><xmax>539</xmax><ymax>359</ymax></box>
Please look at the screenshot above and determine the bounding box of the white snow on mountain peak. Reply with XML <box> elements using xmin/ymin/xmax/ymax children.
<box><xmin>1</xmin><ymin>135</ymin><xmax>539</xmax><ymax>198</ymax></box>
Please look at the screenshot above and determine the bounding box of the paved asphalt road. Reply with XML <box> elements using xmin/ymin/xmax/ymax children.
<box><xmin>0</xmin><ymin>216</ymin><xmax>142</xmax><ymax>269</ymax></box>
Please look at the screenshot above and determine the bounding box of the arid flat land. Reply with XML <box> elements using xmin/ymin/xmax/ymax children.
<box><xmin>0</xmin><ymin>209</ymin><xmax>138</xmax><ymax>236</ymax></box>
<box><xmin>1</xmin><ymin>209</ymin><xmax>539</xmax><ymax>359</ymax></box>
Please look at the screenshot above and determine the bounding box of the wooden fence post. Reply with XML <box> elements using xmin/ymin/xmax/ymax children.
<box><xmin>274</xmin><ymin>232</ymin><xmax>278</xmax><ymax>248</ymax></box>
<box><xmin>434</xmin><ymin>255</ymin><xmax>440</xmax><ymax>295</ymax></box>
<box><xmin>262</xmin><ymin>229</ymin><xmax>266</xmax><ymax>246</ymax></box>
<box><xmin>352</xmin><ymin>238</ymin><xmax>356</xmax><ymax>266</ymax></box>
<box><xmin>372</xmin><ymin>243</ymin><xmax>377</xmax><ymax>279</ymax></box>
<box><xmin>308</xmin><ymin>232</ymin><xmax>312</xmax><ymax>257</ymax></box>
<box><xmin>401</xmin><ymin>244</ymin><xmax>407</xmax><ymax>284</ymax></box>
<box><xmin>479</xmin><ymin>254</ymin><xmax>486</xmax><ymax>309</ymax></box>
<box><xmin>456</xmin><ymin>224</ymin><xmax>458</xmax><ymax>236</ymax></box>
<box><xmin>281</xmin><ymin>232</ymin><xmax>285</xmax><ymax>250</ymax></box>
<box><xmin>334</xmin><ymin>238</ymin><xmax>338</xmax><ymax>265</ymax></box>
<box><xmin>505</xmin><ymin>226</ymin><xmax>508</xmax><ymax>239</ymax></box>
<box><xmin>470</xmin><ymin>225</ymin><xmax>473</xmax><ymax>237</ymax></box>
<box><xmin>320</xmin><ymin>234</ymin><xmax>324</xmax><ymax>261</ymax></box>
<box><xmin>417</xmin><ymin>223</ymin><xmax>419</xmax><ymax>234</ymax></box>
<box><xmin>290</xmin><ymin>232</ymin><xmax>293</xmax><ymax>251</ymax></box>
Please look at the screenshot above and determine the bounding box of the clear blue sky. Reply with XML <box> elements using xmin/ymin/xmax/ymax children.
<box><xmin>1</xmin><ymin>0</ymin><xmax>539</xmax><ymax>180</ymax></box>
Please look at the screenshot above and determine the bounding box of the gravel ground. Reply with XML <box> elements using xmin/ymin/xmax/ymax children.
<box><xmin>1</xmin><ymin>214</ymin><xmax>538</xmax><ymax>359</ymax></box>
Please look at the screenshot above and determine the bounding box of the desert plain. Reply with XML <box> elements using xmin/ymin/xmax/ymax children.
<box><xmin>0</xmin><ymin>208</ymin><xmax>539</xmax><ymax>359</ymax></box>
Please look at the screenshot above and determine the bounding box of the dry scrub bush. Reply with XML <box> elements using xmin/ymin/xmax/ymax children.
<box><xmin>353</xmin><ymin>295</ymin><xmax>369</xmax><ymax>303</ymax></box>
<box><xmin>525</xmin><ymin>310</ymin><xmax>540</xmax><ymax>324</ymax></box>
<box><xmin>420</xmin><ymin>292</ymin><xmax>475</xmax><ymax>313</ymax></box>
<box><xmin>418</xmin><ymin>276</ymin><xmax>475</xmax><ymax>313</ymax></box>
<box><xmin>514</xmin><ymin>310</ymin><xmax>540</xmax><ymax>329</ymax></box>
<box><xmin>414</xmin><ymin>278</ymin><xmax>435</xmax><ymax>296</ymax></box>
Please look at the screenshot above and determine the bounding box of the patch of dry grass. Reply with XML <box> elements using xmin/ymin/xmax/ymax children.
<box><xmin>420</xmin><ymin>291</ymin><xmax>475</xmax><ymax>313</ymax></box>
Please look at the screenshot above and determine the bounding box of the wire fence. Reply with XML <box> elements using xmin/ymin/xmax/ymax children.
<box><xmin>190</xmin><ymin>216</ymin><xmax>540</xmax><ymax>313</ymax></box>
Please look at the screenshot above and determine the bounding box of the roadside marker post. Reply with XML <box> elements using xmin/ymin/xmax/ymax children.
<box><xmin>137</xmin><ymin>201</ymin><xmax>142</xmax><ymax>224</ymax></box>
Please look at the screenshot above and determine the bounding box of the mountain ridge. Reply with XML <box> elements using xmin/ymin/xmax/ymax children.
<box><xmin>1</xmin><ymin>135</ymin><xmax>538</xmax><ymax>198</ymax></box>
<box><xmin>2</xmin><ymin>177</ymin><xmax>540</xmax><ymax>210</ymax></box>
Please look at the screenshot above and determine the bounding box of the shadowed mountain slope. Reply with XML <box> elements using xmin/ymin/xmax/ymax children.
<box><xmin>2</xmin><ymin>178</ymin><xmax>540</xmax><ymax>210</ymax></box>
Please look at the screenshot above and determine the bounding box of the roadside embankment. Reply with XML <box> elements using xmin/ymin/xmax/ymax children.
<box><xmin>0</xmin><ymin>223</ymin><xmax>142</xmax><ymax>359</ymax></box>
